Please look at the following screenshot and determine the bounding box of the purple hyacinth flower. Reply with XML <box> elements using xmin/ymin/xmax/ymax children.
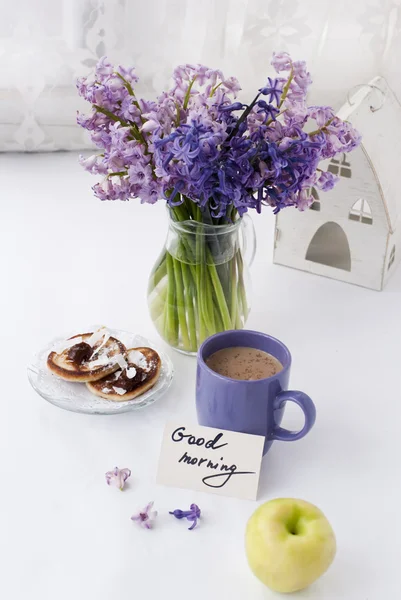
<box><xmin>140</xmin><ymin>181</ymin><xmax>160</xmax><ymax>204</ymax></box>
<box><xmin>296</xmin><ymin>189</ymin><xmax>314</xmax><ymax>211</ymax></box>
<box><xmin>220</xmin><ymin>102</ymin><xmax>246</xmax><ymax>112</ymax></box>
<box><xmin>131</xmin><ymin>501</ymin><xmax>158</xmax><ymax>529</ymax></box>
<box><xmin>271</xmin><ymin>51</ymin><xmax>292</xmax><ymax>73</ymax></box>
<box><xmin>76</xmin><ymin>55</ymin><xmax>361</xmax><ymax>215</ymax></box>
<box><xmin>78</xmin><ymin>154</ymin><xmax>108</xmax><ymax>174</ymax></box>
<box><xmin>105</xmin><ymin>467</ymin><xmax>131</xmax><ymax>490</ymax></box>
<box><xmin>259</xmin><ymin>77</ymin><xmax>283</xmax><ymax>105</ymax></box>
<box><xmin>308</xmin><ymin>106</ymin><xmax>335</xmax><ymax>128</ymax></box>
<box><xmin>117</xmin><ymin>64</ymin><xmax>139</xmax><ymax>84</ymax></box>
<box><xmin>169</xmin><ymin>503</ymin><xmax>201</xmax><ymax>530</ymax></box>
<box><xmin>128</xmin><ymin>163</ymin><xmax>152</xmax><ymax>185</ymax></box>
<box><xmin>292</xmin><ymin>60</ymin><xmax>312</xmax><ymax>91</ymax></box>
<box><xmin>316</xmin><ymin>170</ymin><xmax>339</xmax><ymax>191</ymax></box>
<box><xmin>222</xmin><ymin>76</ymin><xmax>241</xmax><ymax>95</ymax></box>
<box><xmin>257</xmin><ymin>100</ymin><xmax>279</xmax><ymax>120</ymax></box>
<box><xmin>95</xmin><ymin>57</ymin><xmax>114</xmax><ymax>81</ymax></box>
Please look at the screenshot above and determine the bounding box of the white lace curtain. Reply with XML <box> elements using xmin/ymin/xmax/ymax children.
<box><xmin>0</xmin><ymin>0</ymin><xmax>400</xmax><ymax>151</ymax></box>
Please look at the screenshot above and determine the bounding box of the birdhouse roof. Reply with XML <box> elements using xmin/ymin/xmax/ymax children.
<box><xmin>337</xmin><ymin>76</ymin><xmax>401</xmax><ymax>233</ymax></box>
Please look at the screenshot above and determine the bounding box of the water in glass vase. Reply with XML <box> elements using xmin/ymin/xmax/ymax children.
<box><xmin>147</xmin><ymin>210</ymin><xmax>256</xmax><ymax>355</ymax></box>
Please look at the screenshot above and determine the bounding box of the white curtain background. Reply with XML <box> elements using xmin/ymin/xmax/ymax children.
<box><xmin>0</xmin><ymin>0</ymin><xmax>400</xmax><ymax>151</ymax></box>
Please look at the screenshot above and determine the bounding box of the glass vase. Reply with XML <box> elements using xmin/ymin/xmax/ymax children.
<box><xmin>147</xmin><ymin>210</ymin><xmax>256</xmax><ymax>355</ymax></box>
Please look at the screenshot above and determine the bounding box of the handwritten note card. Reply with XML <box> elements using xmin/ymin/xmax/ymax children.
<box><xmin>156</xmin><ymin>422</ymin><xmax>265</xmax><ymax>500</ymax></box>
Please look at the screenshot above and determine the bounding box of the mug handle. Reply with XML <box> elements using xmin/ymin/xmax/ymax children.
<box><xmin>271</xmin><ymin>390</ymin><xmax>316</xmax><ymax>441</ymax></box>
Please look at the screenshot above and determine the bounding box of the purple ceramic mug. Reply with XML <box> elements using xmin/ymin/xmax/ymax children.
<box><xmin>196</xmin><ymin>330</ymin><xmax>316</xmax><ymax>455</ymax></box>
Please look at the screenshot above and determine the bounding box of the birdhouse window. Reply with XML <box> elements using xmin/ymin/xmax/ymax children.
<box><xmin>308</xmin><ymin>187</ymin><xmax>320</xmax><ymax>211</ymax></box>
<box><xmin>328</xmin><ymin>153</ymin><xmax>352</xmax><ymax>178</ymax></box>
<box><xmin>388</xmin><ymin>246</ymin><xmax>395</xmax><ymax>270</ymax></box>
<box><xmin>349</xmin><ymin>198</ymin><xmax>373</xmax><ymax>224</ymax></box>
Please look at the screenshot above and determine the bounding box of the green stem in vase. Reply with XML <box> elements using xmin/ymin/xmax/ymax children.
<box><xmin>194</xmin><ymin>205</ymin><xmax>219</xmax><ymax>335</ymax></box>
<box><xmin>236</xmin><ymin>251</ymin><xmax>249</xmax><ymax>322</ymax></box>
<box><xmin>195</xmin><ymin>231</ymin><xmax>208</xmax><ymax>342</ymax></box>
<box><xmin>230</xmin><ymin>255</ymin><xmax>239</xmax><ymax>327</ymax></box>
<box><xmin>198</xmin><ymin>234</ymin><xmax>210</xmax><ymax>330</ymax></box>
<box><xmin>206</xmin><ymin>247</ymin><xmax>232</xmax><ymax>330</ymax></box>
<box><xmin>205</xmin><ymin>266</ymin><xmax>216</xmax><ymax>335</ymax></box>
<box><xmin>196</xmin><ymin>288</ymin><xmax>207</xmax><ymax>343</ymax></box>
<box><xmin>181</xmin><ymin>260</ymin><xmax>197</xmax><ymax>351</ymax></box>
<box><xmin>216</xmin><ymin>262</ymin><xmax>230</xmax><ymax>314</ymax></box>
<box><xmin>213</xmin><ymin>296</ymin><xmax>224</xmax><ymax>332</ymax></box>
<box><xmin>152</xmin><ymin>255</ymin><xmax>167</xmax><ymax>287</ymax></box>
<box><xmin>166</xmin><ymin>252</ymin><xmax>179</xmax><ymax>346</ymax></box>
<box><xmin>149</xmin><ymin>200</ymin><xmax>249</xmax><ymax>352</ymax></box>
<box><xmin>172</xmin><ymin>255</ymin><xmax>190</xmax><ymax>350</ymax></box>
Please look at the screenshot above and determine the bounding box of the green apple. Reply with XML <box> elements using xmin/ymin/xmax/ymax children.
<box><xmin>245</xmin><ymin>498</ymin><xmax>336</xmax><ymax>593</ymax></box>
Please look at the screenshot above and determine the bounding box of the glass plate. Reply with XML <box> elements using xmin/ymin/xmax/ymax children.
<box><xmin>27</xmin><ymin>329</ymin><xmax>174</xmax><ymax>414</ymax></box>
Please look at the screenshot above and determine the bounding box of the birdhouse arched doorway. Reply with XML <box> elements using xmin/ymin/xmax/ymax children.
<box><xmin>305</xmin><ymin>222</ymin><xmax>351</xmax><ymax>271</ymax></box>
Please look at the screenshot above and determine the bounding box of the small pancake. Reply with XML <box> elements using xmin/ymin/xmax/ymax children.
<box><xmin>47</xmin><ymin>332</ymin><xmax>126</xmax><ymax>382</ymax></box>
<box><xmin>86</xmin><ymin>347</ymin><xmax>161</xmax><ymax>401</ymax></box>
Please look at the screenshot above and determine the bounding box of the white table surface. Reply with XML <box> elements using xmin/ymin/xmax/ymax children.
<box><xmin>2</xmin><ymin>152</ymin><xmax>401</xmax><ymax>600</ymax></box>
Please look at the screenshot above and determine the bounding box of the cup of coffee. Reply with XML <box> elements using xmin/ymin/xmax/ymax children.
<box><xmin>196</xmin><ymin>330</ymin><xmax>316</xmax><ymax>455</ymax></box>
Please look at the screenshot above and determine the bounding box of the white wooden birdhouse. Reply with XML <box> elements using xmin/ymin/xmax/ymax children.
<box><xmin>273</xmin><ymin>76</ymin><xmax>401</xmax><ymax>291</ymax></box>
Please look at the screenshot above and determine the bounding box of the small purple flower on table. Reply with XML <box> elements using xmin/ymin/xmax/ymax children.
<box><xmin>131</xmin><ymin>501</ymin><xmax>158</xmax><ymax>529</ymax></box>
<box><xmin>169</xmin><ymin>503</ymin><xmax>201</xmax><ymax>530</ymax></box>
<box><xmin>105</xmin><ymin>467</ymin><xmax>131</xmax><ymax>490</ymax></box>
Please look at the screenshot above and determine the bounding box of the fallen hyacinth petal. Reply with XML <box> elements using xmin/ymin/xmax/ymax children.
<box><xmin>187</xmin><ymin>517</ymin><xmax>198</xmax><ymax>531</ymax></box>
<box><xmin>105</xmin><ymin>467</ymin><xmax>131</xmax><ymax>490</ymax></box>
<box><xmin>131</xmin><ymin>501</ymin><xmax>158</xmax><ymax>529</ymax></box>
<box><xmin>169</xmin><ymin>509</ymin><xmax>185</xmax><ymax>519</ymax></box>
<box><xmin>169</xmin><ymin>503</ymin><xmax>201</xmax><ymax>530</ymax></box>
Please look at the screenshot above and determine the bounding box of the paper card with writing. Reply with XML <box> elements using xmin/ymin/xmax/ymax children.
<box><xmin>156</xmin><ymin>422</ymin><xmax>265</xmax><ymax>500</ymax></box>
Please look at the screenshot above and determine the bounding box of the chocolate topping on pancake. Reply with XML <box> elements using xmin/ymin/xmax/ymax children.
<box><xmin>86</xmin><ymin>347</ymin><xmax>161</xmax><ymax>401</ymax></box>
<box><xmin>47</xmin><ymin>330</ymin><xmax>126</xmax><ymax>382</ymax></box>
<box><xmin>67</xmin><ymin>342</ymin><xmax>92</xmax><ymax>365</ymax></box>
<box><xmin>111</xmin><ymin>367</ymin><xmax>144</xmax><ymax>393</ymax></box>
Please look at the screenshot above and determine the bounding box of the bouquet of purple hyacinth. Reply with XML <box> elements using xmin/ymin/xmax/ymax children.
<box><xmin>77</xmin><ymin>52</ymin><xmax>361</xmax><ymax>353</ymax></box>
